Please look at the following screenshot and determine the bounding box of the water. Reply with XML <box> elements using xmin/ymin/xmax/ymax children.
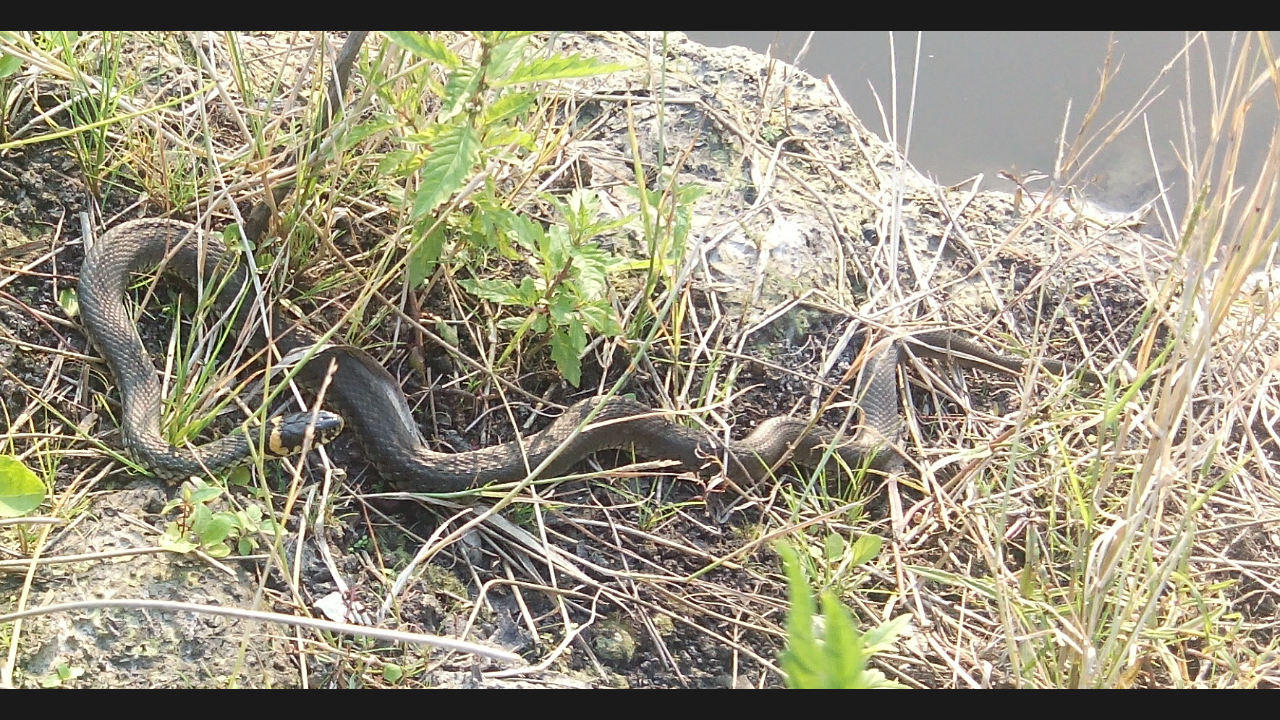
<box><xmin>682</xmin><ymin>31</ymin><xmax>1274</xmax><ymax>231</ymax></box>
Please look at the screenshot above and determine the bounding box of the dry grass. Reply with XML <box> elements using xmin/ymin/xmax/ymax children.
<box><xmin>0</xmin><ymin>31</ymin><xmax>1277</xmax><ymax>688</ymax></box>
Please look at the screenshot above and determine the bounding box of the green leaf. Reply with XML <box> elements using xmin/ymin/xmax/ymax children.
<box><xmin>40</xmin><ymin>662</ymin><xmax>83</xmax><ymax>687</ymax></box>
<box><xmin>377</xmin><ymin>148</ymin><xmax>416</xmax><ymax>177</ymax></box>
<box><xmin>221</xmin><ymin>467</ymin><xmax>249</xmax><ymax>488</ymax></box>
<box><xmin>483</xmin><ymin>90</ymin><xmax>536</xmax><ymax>125</ymax></box>
<box><xmin>187</xmin><ymin>486</ymin><xmax>222</xmax><ymax>505</ymax></box>
<box><xmin>0</xmin><ymin>456</ymin><xmax>45</xmax><ymax>517</ymax></box>
<box><xmin>550</xmin><ymin>326</ymin><xmax>583</xmax><ymax>387</ymax></box>
<box><xmin>547</xmin><ymin>293</ymin><xmax>577</xmax><ymax>325</ymax></box>
<box><xmin>383</xmin><ymin>663</ymin><xmax>404</xmax><ymax>683</ymax></box>
<box><xmin>777</xmin><ymin>538</ymin><xmax>909</xmax><ymax>689</ymax></box>
<box><xmin>578</xmin><ymin>301</ymin><xmax>622</xmax><ymax>336</ymax></box>
<box><xmin>459</xmin><ymin>277</ymin><xmax>522</xmax><ymax>305</ymax></box>
<box><xmin>819</xmin><ymin>590</ymin><xmax>864</xmax><ymax>687</ymax></box>
<box><xmin>159</xmin><ymin>524</ymin><xmax>198</xmax><ymax>554</ymax></box>
<box><xmin>258</xmin><ymin>516</ymin><xmax>281</xmax><ymax>538</ymax></box>
<box><xmin>777</xmin><ymin>541</ymin><xmax>819</xmax><ymax>688</ymax></box>
<box><xmin>861</xmin><ymin>614</ymin><xmax>912</xmax><ymax>656</ymax></box>
<box><xmin>438</xmin><ymin>66</ymin><xmax>481</xmax><ymax>123</ymax></box>
<box><xmin>824</xmin><ymin>532</ymin><xmax>846</xmax><ymax>562</ymax></box>
<box><xmin>434</xmin><ymin>318</ymin><xmax>460</xmax><ymax>347</ymax></box>
<box><xmin>485</xmin><ymin>35</ymin><xmax>528</xmax><ymax>81</ymax></box>
<box><xmin>494</xmin><ymin>54</ymin><xmax>626</xmax><ymax>86</ymax></box>
<box><xmin>403</xmin><ymin>126</ymin><xmax>445</xmax><ymax>146</ymax></box>
<box><xmin>482</xmin><ymin>125</ymin><xmax>536</xmax><ymax>153</ymax></box>
<box><xmin>410</xmin><ymin>123</ymin><xmax>481</xmax><ymax>220</ymax></box>
<box><xmin>496</xmin><ymin>316</ymin><xmax>525</xmax><ymax>332</ymax></box>
<box><xmin>502</xmin><ymin>211</ymin><xmax>545</xmax><ymax>254</ymax></box>
<box><xmin>540</xmin><ymin>225</ymin><xmax>571</xmax><ymax>271</ymax></box>
<box><xmin>515</xmin><ymin>276</ymin><xmax>542</xmax><ymax>305</ymax></box>
<box><xmin>342</xmin><ymin>117</ymin><xmax>397</xmax><ymax>150</ymax></box>
<box><xmin>383</xmin><ymin>32</ymin><xmax>459</xmax><ymax>67</ymax></box>
<box><xmin>190</xmin><ymin>502</ymin><xmax>213</xmax><ymax>532</ymax></box>
<box><xmin>849</xmin><ymin>533</ymin><xmax>883</xmax><ymax>567</ymax></box>
<box><xmin>241</xmin><ymin>504</ymin><xmax>263</xmax><ymax>527</ymax></box>
<box><xmin>0</xmin><ymin>53</ymin><xmax>22</xmax><ymax>79</ymax></box>
<box><xmin>204</xmin><ymin>542</ymin><xmax>232</xmax><ymax>558</ymax></box>
<box><xmin>198</xmin><ymin>512</ymin><xmax>236</xmax><ymax>546</ymax></box>
<box><xmin>408</xmin><ymin>219</ymin><xmax>447</xmax><ymax>287</ymax></box>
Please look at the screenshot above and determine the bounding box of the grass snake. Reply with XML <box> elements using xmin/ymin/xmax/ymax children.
<box><xmin>78</xmin><ymin>218</ymin><xmax>1097</xmax><ymax>490</ymax></box>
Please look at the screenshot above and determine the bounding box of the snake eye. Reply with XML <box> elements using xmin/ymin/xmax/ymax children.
<box><xmin>264</xmin><ymin>411</ymin><xmax>346</xmax><ymax>457</ymax></box>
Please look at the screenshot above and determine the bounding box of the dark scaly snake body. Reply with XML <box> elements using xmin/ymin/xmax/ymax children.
<box><xmin>79</xmin><ymin>218</ymin><xmax>1093</xmax><ymax>490</ymax></box>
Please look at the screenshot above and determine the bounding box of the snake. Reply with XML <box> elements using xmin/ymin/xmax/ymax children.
<box><xmin>78</xmin><ymin>218</ymin><xmax>1098</xmax><ymax>490</ymax></box>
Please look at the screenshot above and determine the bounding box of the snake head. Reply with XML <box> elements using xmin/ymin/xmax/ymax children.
<box><xmin>262</xmin><ymin>411</ymin><xmax>346</xmax><ymax>457</ymax></box>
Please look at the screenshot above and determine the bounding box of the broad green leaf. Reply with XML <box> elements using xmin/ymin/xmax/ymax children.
<box><xmin>514</xmin><ymin>276</ymin><xmax>541</xmax><ymax>305</ymax></box>
<box><xmin>571</xmin><ymin>244</ymin><xmax>617</xmax><ymax>299</ymax></box>
<box><xmin>190</xmin><ymin>502</ymin><xmax>213</xmax><ymax>531</ymax></box>
<box><xmin>438</xmin><ymin>66</ymin><xmax>481</xmax><ymax>123</ymax></box>
<box><xmin>502</xmin><ymin>211</ymin><xmax>544</xmax><ymax>254</ymax></box>
<box><xmin>58</xmin><ymin>287</ymin><xmax>78</xmax><ymax>318</ymax></box>
<box><xmin>227</xmin><ymin>466</ymin><xmax>252</xmax><ymax>487</ymax></box>
<box><xmin>547</xmin><ymin>293</ymin><xmax>576</xmax><ymax>324</ymax></box>
<box><xmin>459</xmin><ymin>277</ymin><xmax>521</xmax><ymax>305</ymax></box>
<box><xmin>434</xmin><ymin>318</ymin><xmax>460</xmax><ymax>347</ymax></box>
<box><xmin>778</xmin><ymin>534</ymin><xmax>909</xmax><ymax>688</ymax></box>
<box><xmin>820</xmin><ymin>591</ymin><xmax>864</xmax><ymax>687</ymax></box>
<box><xmin>199</xmin><ymin>512</ymin><xmax>236</xmax><ymax>546</ymax></box>
<box><xmin>204</xmin><ymin>541</ymin><xmax>232</xmax><ymax>558</ymax></box>
<box><xmin>0</xmin><ymin>53</ymin><xmax>22</xmax><ymax>79</ymax></box>
<box><xmin>481</xmin><ymin>125</ymin><xmax>535</xmax><ymax>152</ymax></box>
<box><xmin>408</xmin><ymin>219</ymin><xmax>447</xmax><ymax>287</ymax></box>
<box><xmin>861</xmin><ymin>614</ymin><xmax>912</xmax><ymax>656</ymax></box>
<box><xmin>849</xmin><ymin>533</ymin><xmax>883</xmax><ymax>566</ymax></box>
<box><xmin>550</xmin><ymin>326</ymin><xmax>583</xmax><ymax>387</ymax></box>
<box><xmin>824</xmin><ymin>532</ymin><xmax>846</xmax><ymax>562</ymax></box>
<box><xmin>0</xmin><ymin>456</ymin><xmax>45</xmax><ymax>517</ymax></box>
<box><xmin>159</xmin><ymin>524</ymin><xmax>198</xmax><ymax>554</ymax></box>
<box><xmin>383</xmin><ymin>32</ymin><xmax>459</xmax><ymax>67</ymax></box>
<box><xmin>495</xmin><ymin>54</ymin><xmax>626</xmax><ymax>86</ymax></box>
<box><xmin>257</xmin><ymin>516</ymin><xmax>281</xmax><ymax>538</ymax></box>
<box><xmin>411</xmin><ymin>123</ymin><xmax>480</xmax><ymax>220</ymax></box>
<box><xmin>403</xmin><ymin>126</ymin><xmax>445</xmax><ymax>145</ymax></box>
<box><xmin>187</xmin><ymin>486</ymin><xmax>222</xmax><ymax>505</ymax></box>
<box><xmin>342</xmin><ymin>117</ymin><xmax>397</xmax><ymax>150</ymax></box>
<box><xmin>541</xmin><ymin>225</ymin><xmax>571</xmax><ymax>270</ymax></box>
<box><xmin>777</xmin><ymin>542</ymin><xmax>819</xmax><ymax>687</ymax></box>
<box><xmin>483</xmin><ymin>91</ymin><xmax>536</xmax><ymax>125</ymax></box>
<box><xmin>485</xmin><ymin>35</ymin><xmax>528</xmax><ymax>81</ymax></box>
<box><xmin>377</xmin><ymin>148</ymin><xmax>416</xmax><ymax>177</ymax></box>
<box><xmin>578</xmin><ymin>301</ymin><xmax>621</xmax><ymax>336</ymax></box>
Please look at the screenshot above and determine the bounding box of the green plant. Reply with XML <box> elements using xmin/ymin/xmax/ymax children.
<box><xmin>0</xmin><ymin>48</ymin><xmax>21</xmax><ymax>78</ymax></box>
<box><xmin>380</xmin><ymin>31</ymin><xmax>628</xmax><ymax>383</ymax></box>
<box><xmin>39</xmin><ymin>661</ymin><xmax>84</xmax><ymax>688</ymax></box>
<box><xmin>777</xmin><ymin>540</ymin><xmax>908</xmax><ymax>689</ymax></box>
<box><xmin>624</xmin><ymin>169</ymin><xmax>706</xmax><ymax>329</ymax></box>
<box><xmin>159</xmin><ymin>476</ymin><xmax>282</xmax><ymax>558</ymax></box>
<box><xmin>0</xmin><ymin>456</ymin><xmax>45</xmax><ymax>518</ymax></box>
<box><xmin>458</xmin><ymin>189</ymin><xmax>629</xmax><ymax>385</ymax></box>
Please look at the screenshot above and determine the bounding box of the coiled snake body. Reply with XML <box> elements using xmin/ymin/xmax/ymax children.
<box><xmin>79</xmin><ymin>218</ymin><xmax>1094</xmax><ymax>490</ymax></box>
